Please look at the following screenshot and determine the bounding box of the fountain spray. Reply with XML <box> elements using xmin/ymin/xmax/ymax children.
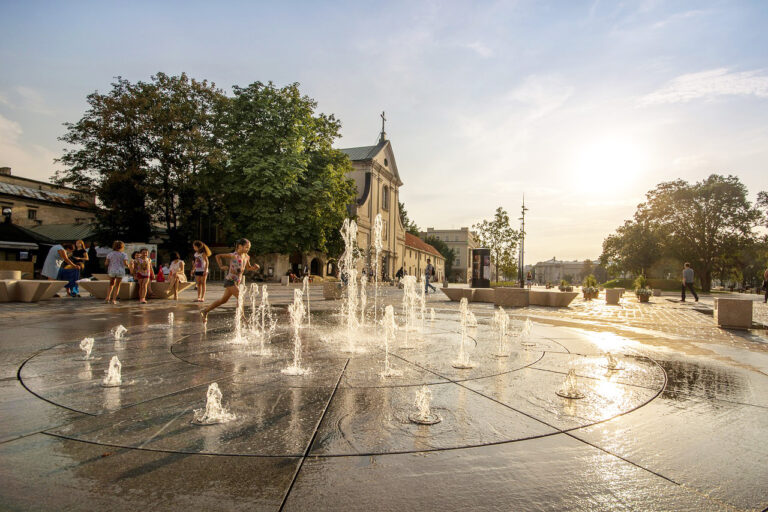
<box><xmin>282</xmin><ymin>289</ymin><xmax>309</xmax><ymax>375</ymax></box>
<box><xmin>192</xmin><ymin>383</ymin><xmax>236</xmax><ymax>425</ymax></box>
<box><xmin>302</xmin><ymin>276</ymin><xmax>311</xmax><ymax>326</ymax></box>
<box><xmin>359</xmin><ymin>275</ymin><xmax>367</xmax><ymax>325</ymax></box>
<box><xmin>112</xmin><ymin>325</ymin><xmax>127</xmax><ymax>341</ymax></box>
<box><xmin>340</xmin><ymin>219</ymin><xmax>360</xmax><ymax>352</ymax></box>
<box><xmin>556</xmin><ymin>369</ymin><xmax>585</xmax><ymax>399</ymax></box>
<box><xmin>168</xmin><ymin>312</ymin><xmax>174</xmax><ymax>327</ymax></box>
<box><xmin>452</xmin><ymin>298</ymin><xmax>474</xmax><ymax>368</ymax></box>
<box><xmin>409</xmin><ymin>385</ymin><xmax>441</xmax><ymax>425</ymax></box>
<box><xmin>493</xmin><ymin>307</ymin><xmax>510</xmax><ymax>357</ymax></box>
<box><xmin>380</xmin><ymin>305</ymin><xmax>402</xmax><ymax>377</ymax></box>
<box><xmin>373</xmin><ymin>213</ymin><xmax>383</xmax><ymax>323</ymax></box>
<box><xmin>101</xmin><ymin>355</ymin><xmax>122</xmax><ymax>387</ymax></box>
<box><xmin>79</xmin><ymin>337</ymin><xmax>94</xmax><ymax>360</ymax></box>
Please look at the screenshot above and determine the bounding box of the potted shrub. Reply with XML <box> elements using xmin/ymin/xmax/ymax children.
<box><xmin>582</xmin><ymin>274</ymin><xmax>599</xmax><ymax>300</ymax></box>
<box><xmin>634</xmin><ymin>274</ymin><xmax>652</xmax><ymax>303</ymax></box>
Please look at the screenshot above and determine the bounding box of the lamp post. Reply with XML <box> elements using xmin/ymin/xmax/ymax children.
<box><xmin>518</xmin><ymin>195</ymin><xmax>528</xmax><ymax>286</ymax></box>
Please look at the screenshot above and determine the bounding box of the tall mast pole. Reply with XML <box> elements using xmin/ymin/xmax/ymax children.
<box><xmin>519</xmin><ymin>195</ymin><xmax>528</xmax><ymax>285</ymax></box>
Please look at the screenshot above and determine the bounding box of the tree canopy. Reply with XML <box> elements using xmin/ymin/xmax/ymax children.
<box><xmin>56</xmin><ymin>74</ymin><xmax>355</xmax><ymax>256</ymax></box>
<box><xmin>472</xmin><ymin>207</ymin><xmax>520</xmax><ymax>281</ymax></box>
<box><xmin>600</xmin><ymin>174</ymin><xmax>762</xmax><ymax>291</ymax></box>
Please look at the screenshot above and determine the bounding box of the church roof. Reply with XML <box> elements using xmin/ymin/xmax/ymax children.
<box><xmin>339</xmin><ymin>140</ymin><xmax>388</xmax><ymax>161</ymax></box>
<box><xmin>0</xmin><ymin>181</ymin><xmax>94</xmax><ymax>210</ymax></box>
<box><xmin>405</xmin><ymin>232</ymin><xmax>442</xmax><ymax>258</ymax></box>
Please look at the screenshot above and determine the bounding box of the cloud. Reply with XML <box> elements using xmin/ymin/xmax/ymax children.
<box><xmin>640</xmin><ymin>68</ymin><xmax>768</xmax><ymax>105</ymax></box>
<box><xmin>463</xmin><ymin>41</ymin><xmax>493</xmax><ymax>58</ymax></box>
<box><xmin>0</xmin><ymin>113</ymin><xmax>59</xmax><ymax>180</ymax></box>
<box><xmin>507</xmin><ymin>74</ymin><xmax>574</xmax><ymax>119</ymax></box>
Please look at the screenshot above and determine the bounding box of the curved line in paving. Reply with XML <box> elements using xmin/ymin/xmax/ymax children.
<box><xmin>20</xmin><ymin>318</ymin><xmax>668</xmax><ymax>458</ymax></box>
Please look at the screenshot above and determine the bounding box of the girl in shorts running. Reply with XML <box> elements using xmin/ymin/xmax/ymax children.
<box><xmin>200</xmin><ymin>238</ymin><xmax>259</xmax><ymax>323</ymax></box>
<box><xmin>135</xmin><ymin>247</ymin><xmax>154</xmax><ymax>304</ymax></box>
<box><xmin>105</xmin><ymin>240</ymin><xmax>131</xmax><ymax>304</ymax></box>
<box><xmin>192</xmin><ymin>240</ymin><xmax>212</xmax><ymax>302</ymax></box>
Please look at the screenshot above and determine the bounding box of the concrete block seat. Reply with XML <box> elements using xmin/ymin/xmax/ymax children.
<box><xmin>494</xmin><ymin>287</ymin><xmax>529</xmax><ymax>307</ymax></box>
<box><xmin>714</xmin><ymin>298</ymin><xmax>753</xmax><ymax>329</ymax></box>
<box><xmin>80</xmin><ymin>280</ymin><xmax>137</xmax><ymax>300</ymax></box>
<box><xmin>0</xmin><ymin>270</ymin><xmax>22</xmax><ymax>280</ymax></box>
<box><xmin>0</xmin><ymin>280</ymin><xmax>66</xmax><ymax>302</ymax></box>
<box><xmin>605</xmin><ymin>288</ymin><xmax>622</xmax><ymax>305</ymax></box>
<box><xmin>528</xmin><ymin>290</ymin><xmax>550</xmax><ymax>306</ymax></box>
<box><xmin>547</xmin><ymin>291</ymin><xmax>579</xmax><ymax>307</ymax></box>
<box><xmin>472</xmin><ymin>288</ymin><xmax>496</xmax><ymax>303</ymax></box>
<box><xmin>440</xmin><ymin>288</ymin><xmax>474</xmax><ymax>302</ymax></box>
<box><xmin>150</xmin><ymin>281</ymin><xmax>195</xmax><ymax>299</ymax></box>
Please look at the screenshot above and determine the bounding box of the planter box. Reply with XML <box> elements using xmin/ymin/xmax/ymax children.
<box><xmin>714</xmin><ymin>298</ymin><xmax>752</xmax><ymax>329</ymax></box>
<box><xmin>323</xmin><ymin>281</ymin><xmax>343</xmax><ymax>300</ymax></box>
<box><xmin>582</xmin><ymin>291</ymin><xmax>598</xmax><ymax>300</ymax></box>
<box><xmin>637</xmin><ymin>294</ymin><xmax>650</xmax><ymax>303</ymax></box>
<box><xmin>605</xmin><ymin>288</ymin><xmax>622</xmax><ymax>305</ymax></box>
<box><xmin>495</xmin><ymin>288</ymin><xmax>529</xmax><ymax>307</ymax></box>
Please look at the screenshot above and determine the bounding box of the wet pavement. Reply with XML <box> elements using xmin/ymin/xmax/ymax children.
<box><xmin>0</xmin><ymin>284</ymin><xmax>766</xmax><ymax>510</ymax></box>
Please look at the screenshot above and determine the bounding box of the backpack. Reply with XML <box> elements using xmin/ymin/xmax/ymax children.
<box><xmin>431</xmin><ymin>265</ymin><xmax>435</xmax><ymax>277</ymax></box>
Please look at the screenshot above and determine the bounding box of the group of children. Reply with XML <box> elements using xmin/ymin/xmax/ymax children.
<box><xmin>103</xmin><ymin>240</ymin><xmax>213</xmax><ymax>305</ymax></box>
<box><xmin>102</xmin><ymin>238</ymin><xmax>259</xmax><ymax>324</ymax></box>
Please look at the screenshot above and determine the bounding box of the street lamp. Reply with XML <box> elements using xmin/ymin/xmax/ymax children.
<box><xmin>518</xmin><ymin>195</ymin><xmax>528</xmax><ymax>285</ymax></box>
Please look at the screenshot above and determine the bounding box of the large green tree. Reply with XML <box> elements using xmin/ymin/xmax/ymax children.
<box><xmin>56</xmin><ymin>77</ymin><xmax>155</xmax><ymax>242</ymax></box>
<box><xmin>601</xmin><ymin>175</ymin><xmax>760</xmax><ymax>291</ymax></box>
<box><xmin>472</xmin><ymin>207</ymin><xmax>520</xmax><ymax>281</ymax></box>
<box><xmin>223</xmin><ymin>81</ymin><xmax>356</xmax><ymax>255</ymax></box>
<box><xmin>599</xmin><ymin>218</ymin><xmax>662</xmax><ymax>277</ymax></box>
<box><xmin>56</xmin><ymin>73</ymin><xmax>227</xmax><ymax>246</ymax></box>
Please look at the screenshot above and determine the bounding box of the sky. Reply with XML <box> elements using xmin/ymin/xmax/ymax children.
<box><xmin>1</xmin><ymin>0</ymin><xmax>767</xmax><ymax>264</ymax></box>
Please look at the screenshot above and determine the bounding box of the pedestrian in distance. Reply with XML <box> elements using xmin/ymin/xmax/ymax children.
<box><xmin>762</xmin><ymin>266</ymin><xmax>768</xmax><ymax>304</ymax></box>
<box><xmin>192</xmin><ymin>240</ymin><xmax>211</xmax><ymax>302</ymax></box>
<box><xmin>105</xmin><ymin>241</ymin><xmax>131</xmax><ymax>304</ymax></box>
<box><xmin>681</xmin><ymin>262</ymin><xmax>699</xmax><ymax>302</ymax></box>
<box><xmin>425</xmin><ymin>258</ymin><xmax>437</xmax><ymax>294</ymax></box>
<box><xmin>200</xmin><ymin>238</ymin><xmax>260</xmax><ymax>323</ymax></box>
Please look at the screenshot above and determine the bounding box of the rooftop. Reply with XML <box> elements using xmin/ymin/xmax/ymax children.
<box><xmin>405</xmin><ymin>232</ymin><xmax>442</xmax><ymax>258</ymax></box>
<box><xmin>0</xmin><ymin>181</ymin><xmax>94</xmax><ymax>210</ymax></box>
<box><xmin>339</xmin><ymin>140</ymin><xmax>388</xmax><ymax>161</ymax></box>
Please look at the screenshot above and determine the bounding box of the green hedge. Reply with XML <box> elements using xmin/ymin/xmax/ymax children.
<box><xmin>602</xmin><ymin>278</ymin><xmax>682</xmax><ymax>291</ymax></box>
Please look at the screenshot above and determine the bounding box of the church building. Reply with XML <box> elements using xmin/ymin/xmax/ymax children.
<box><xmin>340</xmin><ymin>119</ymin><xmax>406</xmax><ymax>280</ymax></box>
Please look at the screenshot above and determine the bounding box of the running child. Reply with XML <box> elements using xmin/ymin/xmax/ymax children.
<box><xmin>200</xmin><ymin>238</ymin><xmax>260</xmax><ymax>323</ymax></box>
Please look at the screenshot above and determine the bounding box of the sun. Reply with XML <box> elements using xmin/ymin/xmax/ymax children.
<box><xmin>571</xmin><ymin>136</ymin><xmax>647</xmax><ymax>191</ymax></box>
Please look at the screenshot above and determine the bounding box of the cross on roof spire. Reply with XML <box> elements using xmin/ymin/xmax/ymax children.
<box><xmin>379</xmin><ymin>110</ymin><xmax>387</xmax><ymax>143</ymax></box>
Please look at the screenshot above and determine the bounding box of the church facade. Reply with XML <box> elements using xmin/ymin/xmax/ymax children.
<box><xmin>340</xmin><ymin>134</ymin><xmax>406</xmax><ymax>280</ymax></box>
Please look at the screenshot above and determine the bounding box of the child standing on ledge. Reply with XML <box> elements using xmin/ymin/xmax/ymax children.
<box><xmin>135</xmin><ymin>247</ymin><xmax>154</xmax><ymax>304</ymax></box>
<box><xmin>200</xmin><ymin>238</ymin><xmax>259</xmax><ymax>323</ymax></box>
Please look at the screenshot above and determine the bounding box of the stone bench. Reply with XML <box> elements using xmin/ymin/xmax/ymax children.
<box><xmin>605</xmin><ymin>288</ymin><xmax>622</xmax><ymax>305</ymax></box>
<box><xmin>441</xmin><ymin>287</ymin><xmax>578</xmax><ymax>308</ymax></box>
<box><xmin>79</xmin><ymin>280</ymin><xmax>193</xmax><ymax>300</ymax></box>
<box><xmin>441</xmin><ymin>288</ymin><xmax>474</xmax><ymax>302</ymax></box>
<box><xmin>0</xmin><ymin>280</ymin><xmax>67</xmax><ymax>302</ymax></box>
<box><xmin>714</xmin><ymin>298</ymin><xmax>753</xmax><ymax>329</ymax></box>
<box><xmin>472</xmin><ymin>288</ymin><xmax>496</xmax><ymax>303</ymax></box>
<box><xmin>494</xmin><ymin>287</ymin><xmax>529</xmax><ymax>307</ymax></box>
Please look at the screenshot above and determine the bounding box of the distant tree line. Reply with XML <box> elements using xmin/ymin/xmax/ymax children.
<box><xmin>56</xmin><ymin>73</ymin><xmax>356</xmax><ymax>257</ymax></box>
<box><xmin>600</xmin><ymin>174</ymin><xmax>768</xmax><ymax>292</ymax></box>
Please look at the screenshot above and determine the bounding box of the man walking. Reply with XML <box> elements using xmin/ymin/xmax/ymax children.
<box><xmin>425</xmin><ymin>258</ymin><xmax>437</xmax><ymax>294</ymax></box>
<box><xmin>681</xmin><ymin>262</ymin><xmax>698</xmax><ymax>302</ymax></box>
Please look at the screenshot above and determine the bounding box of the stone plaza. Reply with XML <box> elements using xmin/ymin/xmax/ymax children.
<box><xmin>0</xmin><ymin>284</ymin><xmax>766</xmax><ymax>511</ymax></box>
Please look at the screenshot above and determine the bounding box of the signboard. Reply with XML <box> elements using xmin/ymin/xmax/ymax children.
<box><xmin>471</xmin><ymin>248</ymin><xmax>491</xmax><ymax>288</ymax></box>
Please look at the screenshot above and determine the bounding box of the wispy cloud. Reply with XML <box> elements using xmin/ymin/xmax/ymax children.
<box><xmin>640</xmin><ymin>68</ymin><xmax>768</xmax><ymax>105</ymax></box>
<box><xmin>507</xmin><ymin>74</ymin><xmax>574</xmax><ymax>119</ymax></box>
<box><xmin>463</xmin><ymin>41</ymin><xmax>493</xmax><ymax>58</ymax></box>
